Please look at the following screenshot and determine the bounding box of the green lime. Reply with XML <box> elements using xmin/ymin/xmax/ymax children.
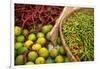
<box><xmin>42</xmin><ymin>25</ymin><xmax>52</xmax><ymax>34</ymax></box>
<box><xmin>46</xmin><ymin>57</ymin><xmax>55</xmax><ymax>63</ymax></box>
<box><xmin>16</xmin><ymin>35</ymin><xmax>25</xmax><ymax>42</ymax></box>
<box><xmin>59</xmin><ymin>46</ymin><xmax>66</xmax><ymax>55</ymax></box>
<box><xmin>15</xmin><ymin>42</ymin><xmax>23</xmax><ymax>49</ymax></box>
<box><xmin>50</xmin><ymin>48</ymin><xmax>58</xmax><ymax>58</ymax></box>
<box><xmin>37</xmin><ymin>32</ymin><xmax>44</xmax><ymax>38</ymax></box>
<box><xmin>24</xmin><ymin>40</ymin><xmax>33</xmax><ymax>48</ymax></box>
<box><xmin>55</xmin><ymin>55</ymin><xmax>64</xmax><ymax>63</ymax></box>
<box><xmin>38</xmin><ymin>47</ymin><xmax>49</xmax><ymax>58</ymax></box>
<box><xmin>17</xmin><ymin>47</ymin><xmax>28</xmax><ymax>55</ymax></box>
<box><xmin>28</xmin><ymin>51</ymin><xmax>38</xmax><ymax>61</ymax></box>
<box><xmin>14</xmin><ymin>26</ymin><xmax>22</xmax><ymax>36</ymax></box>
<box><xmin>35</xmin><ymin>57</ymin><xmax>45</xmax><ymax>64</ymax></box>
<box><xmin>22</xmin><ymin>29</ymin><xmax>29</xmax><ymax>36</ymax></box>
<box><xmin>64</xmin><ymin>57</ymin><xmax>70</xmax><ymax>62</ymax></box>
<box><xmin>15</xmin><ymin>55</ymin><xmax>24</xmax><ymax>65</ymax></box>
<box><xmin>47</xmin><ymin>24</ymin><xmax>53</xmax><ymax>30</ymax></box>
<box><xmin>28</xmin><ymin>33</ymin><xmax>36</xmax><ymax>41</ymax></box>
<box><xmin>32</xmin><ymin>43</ymin><xmax>42</xmax><ymax>51</ymax></box>
<box><xmin>25</xmin><ymin>62</ymin><xmax>34</xmax><ymax>65</ymax></box>
<box><xmin>37</xmin><ymin>37</ymin><xmax>46</xmax><ymax>46</ymax></box>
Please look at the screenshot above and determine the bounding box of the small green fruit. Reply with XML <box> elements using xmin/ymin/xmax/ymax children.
<box><xmin>28</xmin><ymin>51</ymin><xmax>38</xmax><ymax>61</ymax></box>
<box><xmin>37</xmin><ymin>37</ymin><xmax>46</xmax><ymax>46</ymax></box>
<box><xmin>15</xmin><ymin>55</ymin><xmax>24</xmax><ymax>65</ymax></box>
<box><xmin>42</xmin><ymin>25</ymin><xmax>52</xmax><ymax>34</ymax></box>
<box><xmin>32</xmin><ymin>43</ymin><xmax>42</xmax><ymax>51</ymax></box>
<box><xmin>22</xmin><ymin>29</ymin><xmax>29</xmax><ymax>36</ymax></box>
<box><xmin>59</xmin><ymin>47</ymin><xmax>66</xmax><ymax>55</ymax></box>
<box><xmin>28</xmin><ymin>33</ymin><xmax>36</xmax><ymax>41</ymax></box>
<box><xmin>55</xmin><ymin>55</ymin><xmax>64</xmax><ymax>63</ymax></box>
<box><xmin>25</xmin><ymin>62</ymin><xmax>34</xmax><ymax>65</ymax></box>
<box><xmin>64</xmin><ymin>57</ymin><xmax>70</xmax><ymax>62</ymax></box>
<box><xmin>46</xmin><ymin>57</ymin><xmax>55</xmax><ymax>63</ymax></box>
<box><xmin>38</xmin><ymin>48</ymin><xmax>49</xmax><ymax>58</ymax></box>
<box><xmin>24</xmin><ymin>40</ymin><xmax>33</xmax><ymax>48</ymax></box>
<box><xmin>17</xmin><ymin>47</ymin><xmax>28</xmax><ymax>55</ymax></box>
<box><xmin>35</xmin><ymin>57</ymin><xmax>45</xmax><ymax>64</ymax></box>
<box><xmin>16</xmin><ymin>35</ymin><xmax>25</xmax><ymax>42</ymax></box>
<box><xmin>47</xmin><ymin>24</ymin><xmax>53</xmax><ymax>29</ymax></box>
<box><xmin>14</xmin><ymin>26</ymin><xmax>22</xmax><ymax>36</ymax></box>
<box><xmin>15</xmin><ymin>42</ymin><xmax>23</xmax><ymax>49</ymax></box>
<box><xmin>37</xmin><ymin>32</ymin><xmax>44</xmax><ymax>38</ymax></box>
<box><xmin>50</xmin><ymin>48</ymin><xmax>58</xmax><ymax>58</ymax></box>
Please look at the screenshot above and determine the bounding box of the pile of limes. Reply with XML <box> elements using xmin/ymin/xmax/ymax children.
<box><xmin>14</xmin><ymin>25</ymin><xmax>70</xmax><ymax>65</ymax></box>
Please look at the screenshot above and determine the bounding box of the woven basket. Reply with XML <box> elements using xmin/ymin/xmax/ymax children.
<box><xmin>60</xmin><ymin>8</ymin><xmax>93</xmax><ymax>61</ymax></box>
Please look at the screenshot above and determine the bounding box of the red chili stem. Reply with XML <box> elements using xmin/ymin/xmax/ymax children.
<box><xmin>22</xmin><ymin>15</ymin><xmax>32</xmax><ymax>29</ymax></box>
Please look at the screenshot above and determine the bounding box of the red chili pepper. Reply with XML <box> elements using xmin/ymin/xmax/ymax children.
<box><xmin>70</xmin><ymin>56</ymin><xmax>80</xmax><ymax>62</ymax></box>
<box><xmin>76</xmin><ymin>56</ymin><xmax>80</xmax><ymax>62</ymax></box>
<box><xmin>15</xmin><ymin>4</ymin><xmax>63</xmax><ymax>31</ymax></box>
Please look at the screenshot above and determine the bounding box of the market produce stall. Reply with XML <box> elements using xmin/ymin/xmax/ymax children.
<box><xmin>14</xmin><ymin>4</ymin><xmax>94</xmax><ymax>65</ymax></box>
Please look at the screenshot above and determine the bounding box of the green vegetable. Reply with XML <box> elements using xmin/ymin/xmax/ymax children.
<box><xmin>62</xmin><ymin>9</ymin><xmax>94</xmax><ymax>61</ymax></box>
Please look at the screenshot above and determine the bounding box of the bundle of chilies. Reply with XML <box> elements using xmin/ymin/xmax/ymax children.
<box><xmin>15</xmin><ymin>4</ymin><xmax>63</xmax><ymax>32</ymax></box>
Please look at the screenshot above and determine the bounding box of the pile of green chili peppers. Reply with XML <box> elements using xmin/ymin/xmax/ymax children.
<box><xmin>62</xmin><ymin>9</ymin><xmax>94</xmax><ymax>61</ymax></box>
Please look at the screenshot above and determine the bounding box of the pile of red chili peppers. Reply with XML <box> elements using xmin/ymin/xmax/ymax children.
<box><xmin>15</xmin><ymin>4</ymin><xmax>63</xmax><ymax>31</ymax></box>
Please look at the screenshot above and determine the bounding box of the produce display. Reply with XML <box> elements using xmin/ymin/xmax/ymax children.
<box><xmin>14</xmin><ymin>4</ymin><xmax>94</xmax><ymax>65</ymax></box>
<box><xmin>15</xmin><ymin>4</ymin><xmax>63</xmax><ymax>32</ymax></box>
<box><xmin>62</xmin><ymin>8</ymin><xmax>94</xmax><ymax>61</ymax></box>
